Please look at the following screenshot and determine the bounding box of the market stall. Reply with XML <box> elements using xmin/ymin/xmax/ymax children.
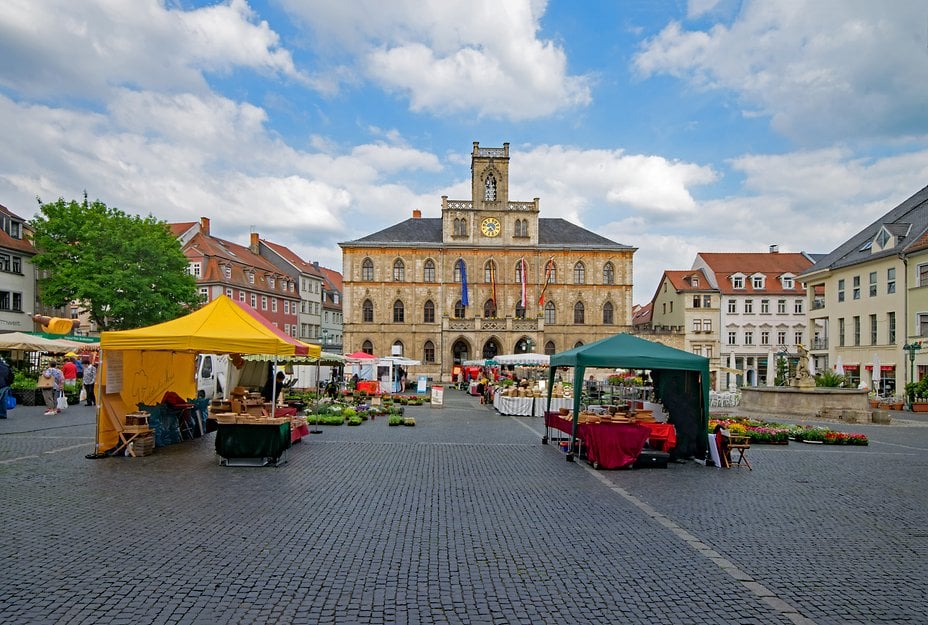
<box><xmin>97</xmin><ymin>295</ymin><xmax>319</xmax><ymax>460</ymax></box>
<box><xmin>547</xmin><ymin>333</ymin><xmax>709</xmax><ymax>463</ymax></box>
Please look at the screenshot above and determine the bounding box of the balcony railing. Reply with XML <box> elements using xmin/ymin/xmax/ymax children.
<box><xmin>811</xmin><ymin>338</ymin><xmax>828</xmax><ymax>350</ymax></box>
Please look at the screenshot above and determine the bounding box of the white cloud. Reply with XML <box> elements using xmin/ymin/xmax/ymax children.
<box><xmin>634</xmin><ymin>0</ymin><xmax>928</xmax><ymax>144</ymax></box>
<box><xmin>0</xmin><ymin>0</ymin><xmax>303</xmax><ymax>100</ymax></box>
<box><xmin>280</xmin><ymin>0</ymin><xmax>592</xmax><ymax>120</ymax></box>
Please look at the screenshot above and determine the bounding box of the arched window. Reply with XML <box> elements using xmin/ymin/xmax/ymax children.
<box><xmin>544</xmin><ymin>301</ymin><xmax>556</xmax><ymax>324</ymax></box>
<box><xmin>514</xmin><ymin>259</ymin><xmax>526</xmax><ymax>283</ymax></box>
<box><xmin>484</xmin><ymin>174</ymin><xmax>497</xmax><ymax>201</ymax></box>
<box><xmin>423</xmin><ymin>340</ymin><xmax>435</xmax><ymax>363</ymax></box>
<box><xmin>484</xmin><ymin>299</ymin><xmax>497</xmax><ymax>318</ymax></box>
<box><xmin>573</xmin><ymin>341</ymin><xmax>584</xmax><ymax>349</ymax></box>
<box><xmin>515</xmin><ymin>302</ymin><xmax>526</xmax><ymax>319</ymax></box>
<box><xmin>393</xmin><ymin>299</ymin><xmax>404</xmax><ymax>323</ymax></box>
<box><xmin>545</xmin><ymin>260</ymin><xmax>557</xmax><ymax>284</ymax></box>
<box><xmin>515</xmin><ymin>219</ymin><xmax>528</xmax><ymax>237</ymax></box>
<box><xmin>602</xmin><ymin>301</ymin><xmax>614</xmax><ymax>325</ymax></box>
<box><xmin>393</xmin><ymin>340</ymin><xmax>404</xmax><ymax>357</ymax></box>
<box><xmin>454</xmin><ymin>299</ymin><xmax>466</xmax><ymax>318</ymax></box>
<box><xmin>423</xmin><ymin>300</ymin><xmax>435</xmax><ymax>323</ymax></box>
<box><xmin>603</xmin><ymin>262</ymin><xmax>615</xmax><ymax>285</ymax></box>
<box><xmin>393</xmin><ymin>259</ymin><xmax>405</xmax><ymax>282</ymax></box>
<box><xmin>362</xmin><ymin>299</ymin><xmax>374</xmax><ymax>323</ymax></box>
<box><xmin>573</xmin><ymin>301</ymin><xmax>585</xmax><ymax>324</ymax></box>
<box><xmin>484</xmin><ymin>259</ymin><xmax>496</xmax><ymax>283</ymax></box>
<box><xmin>453</xmin><ymin>218</ymin><xmax>467</xmax><ymax>236</ymax></box>
<box><xmin>454</xmin><ymin>259</ymin><xmax>465</xmax><ymax>283</ymax></box>
<box><xmin>362</xmin><ymin>340</ymin><xmax>374</xmax><ymax>355</ymax></box>
<box><xmin>423</xmin><ymin>259</ymin><xmax>436</xmax><ymax>283</ymax></box>
<box><xmin>361</xmin><ymin>258</ymin><xmax>374</xmax><ymax>281</ymax></box>
<box><xmin>544</xmin><ymin>340</ymin><xmax>556</xmax><ymax>355</ymax></box>
<box><xmin>573</xmin><ymin>261</ymin><xmax>586</xmax><ymax>285</ymax></box>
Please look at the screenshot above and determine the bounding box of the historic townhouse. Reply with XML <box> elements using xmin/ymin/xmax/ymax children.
<box><xmin>340</xmin><ymin>142</ymin><xmax>636</xmax><ymax>382</ymax></box>
<box><xmin>256</xmin><ymin>238</ymin><xmax>326</xmax><ymax>347</ymax></box>
<box><xmin>646</xmin><ymin>269</ymin><xmax>721</xmax><ymax>386</ymax></box>
<box><xmin>0</xmin><ymin>204</ymin><xmax>37</xmax><ymax>332</ymax></box>
<box><xmin>171</xmin><ymin>218</ymin><xmax>300</xmax><ymax>333</ymax></box>
<box><xmin>693</xmin><ymin>248</ymin><xmax>815</xmax><ymax>389</ymax></box>
<box><xmin>317</xmin><ymin>265</ymin><xmax>344</xmax><ymax>353</ymax></box>
<box><xmin>802</xmin><ymin>184</ymin><xmax>928</xmax><ymax>396</ymax></box>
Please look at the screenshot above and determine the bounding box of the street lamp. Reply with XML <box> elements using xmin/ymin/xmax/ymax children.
<box><xmin>520</xmin><ymin>337</ymin><xmax>534</xmax><ymax>353</ymax></box>
<box><xmin>903</xmin><ymin>340</ymin><xmax>923</xmax><ymax>408</ymax></box>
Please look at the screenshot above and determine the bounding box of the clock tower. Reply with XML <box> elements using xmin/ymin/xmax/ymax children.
<box><xmin>441</xmin><ymin>141</ymin><xmax>539</xmax><ymax>246</ymax></box>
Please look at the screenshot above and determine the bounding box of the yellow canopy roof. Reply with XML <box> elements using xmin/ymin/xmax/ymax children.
<box><xmin>100</xmin><ymin>295</ymin><xmax>320</xmax><ymax>357</ymax></box>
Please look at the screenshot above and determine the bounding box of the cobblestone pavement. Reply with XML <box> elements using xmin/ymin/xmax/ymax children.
<box><xmin>0</xmin><ymin>391</ymin><xmax>926</xmax><ymax>625</ymax></box>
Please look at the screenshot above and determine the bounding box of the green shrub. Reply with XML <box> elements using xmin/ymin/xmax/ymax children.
<box><xmin>388</xmin><ymin>415</ymin><xmax>403</xmax><ymax>426</ymax></box>
<box><xmin>347</xmin><ymin>416</ymin><xmax>363</xmax><ymax>426</ymax></box>
<box><xmin>815</xmin><ymin>369</ymin><xmax>846</xmax><ymax>388</ymax></box>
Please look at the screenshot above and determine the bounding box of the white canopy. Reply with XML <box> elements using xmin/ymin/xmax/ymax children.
<box><xmin>0</xmin><ymin>332</ymin><xmax>95</xmax><ymax>353</ymax></box>
<box><xmin>492</xmin><ymin>352</ymin><xmax>550</xmax><ymax>366</ymax></box>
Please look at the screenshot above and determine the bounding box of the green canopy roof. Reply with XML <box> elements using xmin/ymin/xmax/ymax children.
<box><xmin>550</xmin><ymin>332</ymin><xmax>708</xmax><ymax>371</ymax></box>
<box><xmin>548</xmin><ymin>333</ymin><xmax>710</xmax><ymax>460</ymax></box>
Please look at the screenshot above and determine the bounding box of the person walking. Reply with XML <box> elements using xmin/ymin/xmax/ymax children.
<box><xmin>0</xmin><ymin>357</ymin><xmax>13</xmax><ymax>419</ymax></box>
<box><xmin>40</xmin><ymin>361</ymin><xmax>64</xmax><ymax>415</ymax></box>
<box><xmin>82</xmin><ymin>358</ymin><xmax>97</xmax><ymax>406</ymax></box>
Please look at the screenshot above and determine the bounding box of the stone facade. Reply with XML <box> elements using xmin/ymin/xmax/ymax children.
<box><xmin>340</xmin><ymin>142</ymin><xmax>636</xmax><ymax>382</ymax></box>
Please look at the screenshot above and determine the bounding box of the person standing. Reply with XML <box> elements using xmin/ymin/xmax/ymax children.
<box><xmin>82</xmin><ymin>358</ymin><xmax>97</xmax><ymax>406</ymax></box>
<box><xmin>0</xmin><ymin>357</ymin><xmax>13</xmax><ymax>419</ymax></box>
<box><xmin>62</xmin><ymin>357</ymin><xmax>78</xmax><ymax>392</ymax></box>
<box><xmin>41</xmin><ymin>361</ymin><xmax>64</xmax><ymax>415</ymax></box>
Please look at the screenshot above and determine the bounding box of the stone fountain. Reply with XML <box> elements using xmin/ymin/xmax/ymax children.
<box><xmin>739</xmin><ymin>344</ymin><xmax>874</xmax><ymax>423</ymax></box>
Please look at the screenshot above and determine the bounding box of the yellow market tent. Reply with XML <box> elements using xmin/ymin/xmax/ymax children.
<box><xmin>94</xmin><ymin>295</ymin><xmax>320</xmax><ymax>453</ymax></box>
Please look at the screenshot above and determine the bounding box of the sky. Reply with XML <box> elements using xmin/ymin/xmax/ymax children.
<box><xmin>2</xmin><ymin>0</ymin><xmax>928</xmax><ymax>305</ymax></box>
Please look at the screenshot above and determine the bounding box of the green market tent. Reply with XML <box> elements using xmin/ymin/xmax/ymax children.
<box><xmin>547</xmin><ymin>333</ymin><xmax>710</xmax><ymax>461</ymax></box>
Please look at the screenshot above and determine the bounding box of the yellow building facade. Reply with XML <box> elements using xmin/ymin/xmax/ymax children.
<box><xmin>340</xmin><ymin>142</ymin><xmax>636</xmax><ymax>382</ymax></box>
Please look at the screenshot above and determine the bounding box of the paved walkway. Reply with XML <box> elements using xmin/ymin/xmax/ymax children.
<box><xmin>0</xmin><ymin>391</ymin><xmax>926</xmax><ymax>624</ymax></box>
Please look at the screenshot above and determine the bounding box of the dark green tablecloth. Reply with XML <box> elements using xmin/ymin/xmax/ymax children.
<box><xmin>215</xmin><ymin>422</ymin><xmax>291</xmax><ymax>459</ymax></box>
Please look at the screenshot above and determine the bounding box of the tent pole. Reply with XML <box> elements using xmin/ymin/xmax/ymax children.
<box><xmin>271</xmin><ymin>356</ymin><xmax>277</xmax><ymax>418</ymax></box>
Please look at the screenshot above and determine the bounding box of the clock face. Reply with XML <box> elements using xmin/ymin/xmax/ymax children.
<box><xmin>481</xmin><ymin>217</ymin><xmax>501</xmax><ymax>237</ymax></box>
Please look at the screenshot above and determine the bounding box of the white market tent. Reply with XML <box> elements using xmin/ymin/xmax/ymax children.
<box><xmin>492</xmin><ymin>352</ymin><xmax>550</xmax><ymax>366</ymax></box>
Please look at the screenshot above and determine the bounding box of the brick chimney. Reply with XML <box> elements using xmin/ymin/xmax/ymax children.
<box><xmin>199</xmin><ymin>217</ymin><xmax>210</xmax><ymax>235</ymax></box>
<box><xmin>250</xmin><ymin>232</ymin><xmax>259</xmax><ymax>253</ymax></box>
<box><xmin>412</xmin><ymin>209</ymin><xmax>421</xmax><ymax>219</ymax></box>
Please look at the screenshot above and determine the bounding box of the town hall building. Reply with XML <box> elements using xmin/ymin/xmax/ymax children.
<box><xmin>340</xmin><ymin>142</ymin><xmax>636</xmax><ymax>382</ymax></box>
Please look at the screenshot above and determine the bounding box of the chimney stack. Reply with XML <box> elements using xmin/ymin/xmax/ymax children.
<box><xmin>199</xmin><ymin>217</ymin><xmax>210</xmax><ymax>235</ymax></box>
<box><xmin>250</xmin><ymin>232</ymin><xmax>259</xmax><ymax>253</ymax></box>
<box><xmin>412</xmin><ymin>209</ymin><xmax>421</xmax><ymax>219</ymax></box>
<box><xmin>769</xmin><ymin>244</ymin><xmax>779</xmax><ymax>253</ymax></box>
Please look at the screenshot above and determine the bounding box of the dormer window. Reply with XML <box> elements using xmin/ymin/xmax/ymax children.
<box><xmin>691</xmin><ymin>276</ymin><xmax>699</xmax><ymax>287</ymax></box>
<box><xmin>783</xmin><ymin>277</ymin><xmax>794</xmax><ymax>289</ymax></box>
<box><xmin>752</xmin><ymin>275</ymin><xmax>765</xmax><ymax>289</ymax></box>
<box><xmin>876</xmin><ymin>228</ymin><xmax>891</xmax><ymax>248</ymax></box>
<box><xmin>732</xmin><ymin>276</ymin><xmax>744</xmax><ymax>289</ymax></box>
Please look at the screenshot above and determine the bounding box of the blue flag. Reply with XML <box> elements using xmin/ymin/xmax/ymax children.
<box><xmin>460</xmin><ymin>260</ymin><xmax>469</xmax><ymax>307</ymax></box>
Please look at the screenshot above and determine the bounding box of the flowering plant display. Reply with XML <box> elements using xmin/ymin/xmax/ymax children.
<box><xmin>708</xmin><ymin>417</ymin><xmax>868</xmax><ymax>445</ymax></box>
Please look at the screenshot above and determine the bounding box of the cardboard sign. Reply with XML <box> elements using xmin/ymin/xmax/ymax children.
<box><xmin>430</xmin><ymin>385</ymin><xmax>444</xmax><ymax>408</ymax></box>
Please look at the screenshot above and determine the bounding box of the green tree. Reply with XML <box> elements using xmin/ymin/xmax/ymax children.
<box><xmin>31</xmin><ymin>196</ymin><xmax>201</xmax><ymax>330</ymax></box>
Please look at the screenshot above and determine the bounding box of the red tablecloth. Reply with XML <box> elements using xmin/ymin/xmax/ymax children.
<box><xmin>545</xmin><ymin>412</ymin><xmax>652</xmax><ymax>469</ymax></box>
<box><xmin>267</xmin><ymin>405</ymin><xmax>297</xmax><ymax>417</ymax></box>
<box><xmin>357</xmin><ymin>380</ymin><xmax>379</xmax><ymax>394</ymax></box>
<box><xmin>290</xmin><ymin>420</ymin><xmax>309</xmax><ymax>443</ymax></box>
<box><xmin>641</xmin><ymin>422</ymin><xmax>676</xmax><ymax>452</ymax></box>
<box><xmin>578</xmin><ymin>422</ymin><xmax>651</xmax><ymax>469</ymax></box>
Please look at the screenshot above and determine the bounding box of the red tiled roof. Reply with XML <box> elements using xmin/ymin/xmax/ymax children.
<box><xmin>663</xmin><ymin>269</ymin><xmax>714</xmax><ymax>292</ymax></box>
<box><xmin>697</xmin><ymin>252</ymin><xmax>812</xmax><ymax>295</ymax></box>
<box><xmin>261</xmin><ymin>239</ymin><xmax>324</xmax><ymax>276</ymax></box>
<box><xmin>632</xmin><ymin>302</ymin><xmax>652</xmax><ymax>324</ymax></box>
<box><xmin>0</xmin><ymin>203</ymin><xmax>36</xmax><ymax>255</ymax></box>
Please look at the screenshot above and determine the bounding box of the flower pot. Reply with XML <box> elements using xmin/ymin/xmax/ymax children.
<box><xmin>913</xmin><ymin>402</ymin><xmax>928</xmax><ymax>412</ymax></box>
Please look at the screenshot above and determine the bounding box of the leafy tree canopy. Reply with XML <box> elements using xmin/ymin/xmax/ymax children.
<box><xmin>31</xmin><ymin>196</ymin><xmax>201</xmax><ymax>330</ymax></box>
